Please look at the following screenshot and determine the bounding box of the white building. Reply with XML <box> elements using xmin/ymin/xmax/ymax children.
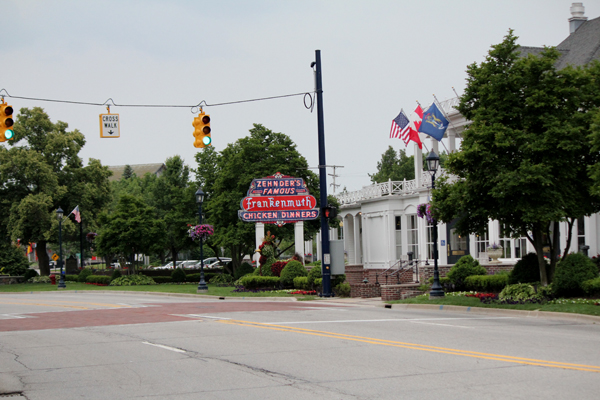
<box><xmin>337</xmin><ymin>3</ymin><xmax>600</xmax><ymax>276</ymax></box>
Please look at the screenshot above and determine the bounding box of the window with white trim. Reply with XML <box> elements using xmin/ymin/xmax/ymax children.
<box><xmin>395</xmin><ymin>216</ymin><xmax>402</xmax><ymax>259</ymax></box>
<box><xmin>407</xmin><ymin>215</ymin><xmax>419</xmax><ymax>259</ymax></box>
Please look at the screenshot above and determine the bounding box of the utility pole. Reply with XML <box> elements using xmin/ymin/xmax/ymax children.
<box><xmin>313</xmin><ymin>50</ymin><xmax>332</xmax><ymax>297</ymax></box>
<box><xmin>328</xmin><ymin>165</ymin><xmax>344</xmax><ymax>194</ymax></box>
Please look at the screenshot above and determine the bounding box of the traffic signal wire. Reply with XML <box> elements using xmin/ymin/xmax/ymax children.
<box><xmin>0</xmin><ymin>89</ymin><xmax>314</xmax><ymax>113</ymax></box>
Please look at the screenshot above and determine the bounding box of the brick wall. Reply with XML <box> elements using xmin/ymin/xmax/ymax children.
<box><xmin>345</xmin><ymin>263</ymin><xmax>516</xmax><ymax>298</ymax></box>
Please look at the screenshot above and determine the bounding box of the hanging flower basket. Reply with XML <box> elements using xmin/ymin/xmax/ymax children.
<box><xmin>188</xmin><ymin>224</ymin><xmax>214</xmax><ymax>242</ymax></box>
<box><xmin>416</xmin><ymin>203</ymin><xmax>436</xmax><ymax>224</ymax></box>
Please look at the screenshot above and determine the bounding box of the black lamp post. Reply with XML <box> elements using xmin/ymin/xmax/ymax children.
<box><xmin>56</xmin><ymin>207</ymin><xmax>66</xmax><ymax>289</ymax></box>
<box><xmin>426</xmin><ymin>151</ymin><xmax>444</xmax><ymax>298</ymax></box>
<box><xmin>196</xmin><ymin>188</ymin><xmax>208</xmax><ymax>293</ymax></box>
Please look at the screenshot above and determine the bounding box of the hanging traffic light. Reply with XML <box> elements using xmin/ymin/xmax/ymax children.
<box><xmin>0</xmin><ymin>101</ymin><xmax>14</xmax><ymax>142</ymax></box>
<box><xmin>193</xmin><ymin>111</ymin><xmax>211</xmax><ymax>148</ymax></box>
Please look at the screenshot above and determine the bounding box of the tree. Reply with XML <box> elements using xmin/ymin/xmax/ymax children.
<box><xmin>95</xmin><ymin>195</ymin><xmax>164</xmax><ymax>274</ymax></box>
<box><xmin>432</xmin><ymin>32</ymin><xmax>600</xmax><ymax>286</ymax></box>
<box><xmin>149</xmin><ymin>155</ymin><xmax>197</xmax><ymax>266</ymax></box>
<box><xmin>196</xmin><ymin>124</ymin><xmax>320</xmax><ymax>272</ymax></box>
<box><xmin>0</xmin><ymin>107</ymin><xmax>111</xmax><ymax>275</ymax></box>
<box><xmin>369</xmin><ymin>147</ymin><xmax>415</xmax><ymax>183</ymax></box>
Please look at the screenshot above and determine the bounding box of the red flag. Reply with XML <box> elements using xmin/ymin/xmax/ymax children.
<box><xmin>404</xmin><ymin>105</ymin><xmax>423</xmax><ymax>149</ymax></box>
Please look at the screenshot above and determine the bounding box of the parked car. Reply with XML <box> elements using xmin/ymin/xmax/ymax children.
<box><xmin>179</xmin><ymin>260</ymin><xmax>199</xmax><ymax>269</ymax></box>
<box><xmin>155</xmin><ymin>261</ymin><xmax>183</xmax><ymax>270</ymax></box>
<box><xmin>205</xmin><ymin>258</ymin><xmax>232</xmax><ymax>269</ymax></box>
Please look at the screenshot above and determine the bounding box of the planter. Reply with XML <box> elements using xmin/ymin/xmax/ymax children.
<box><xmin>487</xmin><ymin>248</ymin><xmax>503</xmax><ymax>264</ymax></box>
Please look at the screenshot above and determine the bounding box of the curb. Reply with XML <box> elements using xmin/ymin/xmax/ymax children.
<box><xmin>384</xmin><ymin>303</ymin><xmax>600</xmax><ymax>323</ymax></box>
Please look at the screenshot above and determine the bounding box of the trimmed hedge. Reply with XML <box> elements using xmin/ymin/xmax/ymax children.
<box><xmin>446</xmin><ymin>255</ymin><xmax>486</xmax><ymax>290</ymax></box>
<box><xmin>280</xmin><ymin>260</ymin><xmax>307</xmax><ymax>288</ymax></box>
<box><xmin>334</xmin><ymin>283</ymin><xmax>351</xmax><ymax>297</ymax></box>
<box><xmin>65</xmin><ymin>275</ymin><xmax>79</xmax><ymax>282</ymax></box>
<box><xmin>152</xmin><ymin>276</ymin><xmax>173</xmax><ymax>284</ymax></box>
<box><xmin>77</xmin><ymin>268</ymin><xmax>94</xmax><ymax>283</ymax></box>
<box><xmin>171</xmin><ymin>268</ymin><xmax>187</xmax><ymax>283</ymax></box>
<box><xmin>464</xmin><ymin>274</ymin><xmax>508</xmax><ymax>293</ymax></box>
<box><xmin>234</xmin><ymin>262</ymin><xmax>255</xmax><ymax>280</ymax></box>
<box><xmin>109</xmin><ymin>275</ymin><xmax>156</xmax><ymax>286</ymax></box>
<box><xmin>86</xmin><ymin>275</ymin><xmax>111</xmax><ymax>285</ymax></box>
<box><xmin>294</xmin><ymin>276</ymin><xmax>309</xmax><ymax>289</ymax></box>
<box><xmin>582</xmin><ymin>277</ymin><xmax>600</xmax><ymax>296</ymax></box>
<box><xmin>239</xmin><ymin>275</ymin><xmax>280</xmax><ymax>290</ymax></box>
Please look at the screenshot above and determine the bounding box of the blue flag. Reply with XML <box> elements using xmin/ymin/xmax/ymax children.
<box><xmin>418</xmin><ymin>103</ymin><xmax>449</xmax><ymax>142</ymax></box>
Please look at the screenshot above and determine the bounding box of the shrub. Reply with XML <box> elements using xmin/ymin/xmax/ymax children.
<box><xmin>28</xmin><ymin>276</ymin><xmax>51</xmax><ymax>283</ymax></box>
<box><xmin>65</xmin><ymin>274</ymin><xmax>78</xmax><ymax>282</ymax></box>
<box><xmin>499</xmin><ymin>283</ymin><xmax>544</xmax><ymax>302</ymax></box>
<box><xmin>0</xmin><ymin>243</ymin><xmax>29</xmax><ymax>276</ymax></box>
<box><xmin>446</xmin><ymin>255</ymin><xmax>486</xmax><ymax>290</ymax></box>
<box><xmin>234</xmin><ymin>262</ymin><xmax>255</xmax><ymax>280</ymax></box>
<box><xmin>334</xmin><ymin>283</ymin><xmax>351</xmax><ymax>297</ymax></box>
<box><xmin>280</xmin><ymin>260</ymin><xmax>307</xmax><ymax>288</ymax></box>
<box><xmin>314</xmin><ymin>278</ymin><xmax>322</xmax><ymax>288</ymax></box>
<box><xmin>332</xmin><ymin>274</ymin><xmax>346</xmax><ymax>287</ymax></box>
<box><xmin>271</xmin><ymin>261</ymin><xmax>288</xmax><ymax>277</ymax></box>
<box><xmin>509</xmin><ymin>253</ymin><xmax>542</xmax><ymax>284</ymax></box>
<box><xmin>293</xmin><ymin>276</ymin><xmax>308</xmax><ymax>289</ymax></box>
<box><xmin>109</xmin><ymin>274</ymin><xmax>156</xmax><ymax>286</ymax></box>
<box><xmin>239</xmin><ymin>275</ymin><xmax>280</xmax><ymax>290</ymax></box>
<box><xmin>582</xmin><ymin>277</ymin><xmax>600</xmax><ymax>296</ymax></box>
<box><xmin>110</xmin><ymin>269</ymin><xmax>122</xmax><ymax>282</ymax></box>
<box><xmin>307</xmin><ymin>265</ymin><xmax>322</xmax><ymax>287</ymax></box>
<box><xmin>553</xmin><ymin>253</ymin><xmax>598</xmax><ymax>297</ymax></box>
<box><xmin>209</xmin><ymin>274</ymin><xmax>234</xmax><ymax>286</ymax></box>
<box><xmin>86</xmin><ymin>275</ymin><xmax>111</xmax><ymax>285</ymax></box>
<box><xmin>77</xmin><ymin>268</ymin><xmax>94</xmax><ymax>283</ymax></box>
<box><xmin>23</xmin><ymin>269</ymin><xmax>39</xmax><ymax>281</ymax></box>
<box><xmin>464</xmin><ymin>274</ymin><xmax>508</xmax><ymax>293</ymax></box>
<box><xmin>427</xmin><ymin>276</ymin><xmax>453</xmax><ymax>291</ymax></box>
<box><xmin>171</xmin><ymin>268</ymin><xmax>187</xmax><ymax>283</ymax></box>
<box><xmin>152</xmin><ymin>276</ymin><xmax>172</xmax><ymax>284</ymax></box>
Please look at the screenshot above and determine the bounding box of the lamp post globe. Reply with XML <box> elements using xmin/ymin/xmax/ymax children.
<box><xmin>426</xmin><ymin>151</ymin><xmax>444</xmax><ymax>298</ymax></box>
<box><xmin>196</xmin><ymin>188</ymin><xmax>208</xmax><ymax>293</ymax></box>
<box><xmin>56</xmin><ymin>207</ymin><xmax>66</xmax><ymax>289</ymax></box>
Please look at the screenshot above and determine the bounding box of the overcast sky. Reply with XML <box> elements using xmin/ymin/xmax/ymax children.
<box><xmin>4</xmin><ymin>0</ymin><xmax>599</xmax><ymax>192</ymax></box>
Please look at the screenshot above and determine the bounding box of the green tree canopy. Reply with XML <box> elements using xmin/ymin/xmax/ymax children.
<box><xmin>369</xmin><ymin>147</ymin><xmax>415</xmax><ymax>183</ymax></box>
<box><xmin>0</xmin><ymin>107</ymin><xmax>111</xmax><ymax>275</ymax></box>
<box><xmin>195</xmin><ymin>124</ymin><xmax>320</xmax><ymax>271</ymax></box>
<box><xmin>433</xmin><ymin>31</ymin><xmax>600</xmax><ymax>285</ymax></box>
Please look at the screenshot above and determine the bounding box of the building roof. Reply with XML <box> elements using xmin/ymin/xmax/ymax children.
<box><xmin>556</xmin><ymin>15</ymin><xmax>600</xmax><ymax>69</ymax></box>
<box><xmin>107</xmin><ymin>163</ymin><xmax>166</xmax><ymax>181</ymax></box>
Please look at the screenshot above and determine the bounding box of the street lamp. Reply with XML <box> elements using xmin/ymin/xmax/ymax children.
<box><xmin>426</xmin><ymin>151</ymin><xmax>444</xmax><ymax>298</ymax></box>
<box><xmin>195</xmin><ymin>188</ymin><xmax>208</xmax><ymax>293</ymax></box>
<box><xmin>56</xmin><ymin>207</ymin><xmax>66</xmax><ymax>289</ymax></box>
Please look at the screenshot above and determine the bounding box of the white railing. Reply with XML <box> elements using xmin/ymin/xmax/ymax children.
<box><xmin>337</xmin><ymin>169</ymin><xmax>458</xmax><ymax>206</ymax></box>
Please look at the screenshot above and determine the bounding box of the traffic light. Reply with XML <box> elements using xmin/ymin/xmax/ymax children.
<box><xmin>322</xmin><ymin>206</ymin><xmax>337</xmax><ymax>219</ymax></box>
<box><xmin>193</xmin><ymin>111</ymin><xmax>211</xmax><ymax>148</ymax></box>
<box><xmin>0</xmin><ymin>101</ymin><xmax>14</xmax><ymax>142</ymax></box>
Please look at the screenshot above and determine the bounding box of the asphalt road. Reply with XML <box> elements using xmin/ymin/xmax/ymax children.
<box><xmin>1</xmin><ymin>292</ymin><xmax>599</xmax><ymax>399</ymax></box>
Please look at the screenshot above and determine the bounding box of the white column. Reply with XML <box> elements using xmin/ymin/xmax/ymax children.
<box><xmin>388</xmin><ymin>212</ymin><xmax>396</xmax><ymax>267</ymax></box>
<box><xmin>316</xmin><ymin>230</ymin><xmax>322</xmax><ymax>261</ymax></box>
<box><xmin>414</xmin><ymin>142</ymin><xmax>423</xmax><ymax>187</ymax></box>
<box><xmin>354</xmin><ymin>214</ymin><xmax>362</xmax><ymax>265</ymax></box>
<box><xmin>432</xmin><ymin>138</ymin><xmax>439</xmax><ymax>155</ymax></box>
<box><xmin>344</xmin><ymin>215</ymin><xmax>355</xmax><ymax>264</ymax></box>
<box><xmin>255</xmin><ymin>223</ymin><xmax>264</xmax><ymax>265</ymax></box>
<box><xmin>448</xmin><ymin>131</ymin><xmax>456</xmax><ymax>152</ymax></box>
<box><xmin>294</xmin><ymin>222</ymin><xmax>304</xmax><ymax>265</ymax></box>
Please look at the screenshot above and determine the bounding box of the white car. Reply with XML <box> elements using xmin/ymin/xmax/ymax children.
<box><xmin>179</xmin><ymin>260</ymin><xmax>199</xmax><ymax>269</ymax></box>
<box><xmin>155</xmin><ymin>261</ymin><xmax>183</xmax><ymax>270</ymax></box>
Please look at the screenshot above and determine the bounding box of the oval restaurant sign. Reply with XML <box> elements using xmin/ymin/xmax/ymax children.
<box><xmin>238</xmin><ymin>172</ymin><xmax>319</xmax><ymax>225</ymax></box>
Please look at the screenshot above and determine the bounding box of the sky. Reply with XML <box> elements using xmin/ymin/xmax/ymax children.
<box><xmin>4</xmin><ymin>0</ymin><xmax>599</xmax><ymax>192</ymax></box>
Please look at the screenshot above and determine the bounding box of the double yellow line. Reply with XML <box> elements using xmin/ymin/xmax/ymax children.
<box><xmin>219</xmin><ymin>319</ymin><xmax>600</xmax><ymax>373</ymax></box>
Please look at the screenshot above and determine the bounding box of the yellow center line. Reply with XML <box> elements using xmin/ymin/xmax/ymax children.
<box><xmin>218</xmin><ymin>319</ymin><xmax>600</xmax><ymax>373</ymax></box>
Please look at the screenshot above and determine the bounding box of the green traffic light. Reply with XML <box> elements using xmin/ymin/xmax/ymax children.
<box><xmin>4</xmin><ymin>129</ymin><xmax>14</xmax><ymax>140</ymax></box>
<box><xmin>203</xmin><ymin>136</ymin><xmax>211</xmax><ymax>145</ymax></box>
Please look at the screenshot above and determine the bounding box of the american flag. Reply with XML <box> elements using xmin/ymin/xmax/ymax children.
<box><xmin>70</xmin><ymin>205</ymin><xmax>81</xmax><ymax>223</ymax></box>
<box><xmin>389</xmin><ymin>110</ymin><xmax>410</xmax><ymax>140</ymax></box>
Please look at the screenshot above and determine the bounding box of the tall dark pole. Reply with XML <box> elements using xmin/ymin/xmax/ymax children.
<box><xmin>57</xmin><ymin>208</ymin><xmax>66</xmax><ymax>289</ymax></box>
<box><xmin>427</xmin><ymin>152</ymin><xmax>444</xmax><ymax>299</ymax></box>
<box><xmin>196</xmin><ymin>189</ymin><xmax>208</xmax><ymax>293</ymax></box>
<box><xmin>80</xmin><ymin>219</ymin><xmax>84</xmax><ymax>270</ymax></box>
<box><xmin>314</xmin><ymin>50</ymin><xmax>332</xmax><ymax>297</ymax></box>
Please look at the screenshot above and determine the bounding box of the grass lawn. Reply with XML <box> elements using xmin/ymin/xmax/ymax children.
<box><xmin>0</xmin><ymin>282</ymin><xmax>318</xmax><ymax>300</ymax></box>
<box><xmin>390</xmin><ymin>293</ymin><xmax>600</xmax><ymax>317</ymax></box>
